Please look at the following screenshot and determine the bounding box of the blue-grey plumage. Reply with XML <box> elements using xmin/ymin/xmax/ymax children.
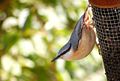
<box><xmin>51</xmin><ymin>16</ymin><xmax>84</xmax><ymax>62</ymax></box>
<box><xmin>70</xmin><ymin>15</ymin><xmax>84</xmax><ymax>51</ymax></box>
<box><xmin>51</xmin><ymin>5</ymin><xmax>96</xmax><ymax>62</ymax></box>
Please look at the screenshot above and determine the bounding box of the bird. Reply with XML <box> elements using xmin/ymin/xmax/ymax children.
<box><xmin>51</xmin><ymin>5</ymin><xmax>96</xmax><ymax>62</ymax></box>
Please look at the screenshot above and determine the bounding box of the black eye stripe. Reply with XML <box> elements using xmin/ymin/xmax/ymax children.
<box><xmin>60</xmin><ymin>43</ymin><xmax>71</xmax><ymax>55</ymax></box>
<box><xmin>51</xmin><ymin>43</ymin><xmax>71</xmax><ymax>62</ymax></box>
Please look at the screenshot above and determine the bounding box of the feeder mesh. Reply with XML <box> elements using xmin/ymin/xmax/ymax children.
<box><xmin>92</xmin><ymin>7</ymin><xmax>120</xmax><ymax>81</ymax></box>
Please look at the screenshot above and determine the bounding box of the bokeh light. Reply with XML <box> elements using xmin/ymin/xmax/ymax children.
<box><xmin>0</xmin><ymin>0</ymin><xmax>106</xmax><ymax>81</ymax></box>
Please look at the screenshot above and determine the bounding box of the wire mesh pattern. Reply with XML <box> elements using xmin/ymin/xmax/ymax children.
<box><xmin>92</xmin><ymin>7</ymin><xmax>120</xmax><ymax>81</ymax></box>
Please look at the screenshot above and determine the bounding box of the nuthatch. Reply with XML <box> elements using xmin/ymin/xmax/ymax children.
<box><xmin>51</xmin><ymin>5</ymin><xmax>96</xmax><ymax>62</ymax></box>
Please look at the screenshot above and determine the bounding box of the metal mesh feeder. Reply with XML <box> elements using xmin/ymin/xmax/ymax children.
<box><xmin>92</xmin><ymin>6</ymin><xmax>120</xmax><ymax>81</ymax></box>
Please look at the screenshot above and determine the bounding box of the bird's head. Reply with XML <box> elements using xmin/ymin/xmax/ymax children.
<box><xmin>51</xmin><ymin>42</ymin><xmax>74</xmax><ymax>62</ymax></box>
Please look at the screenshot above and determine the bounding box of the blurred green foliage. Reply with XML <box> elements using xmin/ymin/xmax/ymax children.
<box><xmin>0</xmin><ymin>0</ymin><xmax>106</xmax><ymax>81</ymax></box>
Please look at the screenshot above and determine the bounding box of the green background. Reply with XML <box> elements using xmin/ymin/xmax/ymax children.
<box><xmin>0</xmin><ymin>0</ymin><xmax>106</xmax><ymax>81</ymax></box>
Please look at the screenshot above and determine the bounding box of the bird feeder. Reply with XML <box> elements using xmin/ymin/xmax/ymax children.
<box><xmin>89</xmin><ymin>0</ymin><xmax>120</xmax><ymax>81</ymax></box>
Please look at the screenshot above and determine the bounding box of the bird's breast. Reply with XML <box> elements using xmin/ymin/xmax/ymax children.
<box><xmin>73</xmin><ymin>27</ymin><xmax>96</xmax><ymax>60</ymax></box>
<box><xmin>62</xmin><ymin>27</ymin><xmax>96</xmax><ymax>60</ymax></box>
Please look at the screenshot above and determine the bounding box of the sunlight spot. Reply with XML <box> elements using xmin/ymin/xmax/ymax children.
<box><xmin>18</xmin><ymin>8</ymin><xmax>29</xmax><ymax>28</ymax></box>
<box><xmin>2</xmin><ymin>17</ymin><xmax>18</xmax><ymax>30</ymax></box>
<box><xmin>18</xmin><ymin>57</ymin><xmax>35</xmax><ymax>68</ymax></box>
<box><xmin>2</xmin><ymin>55</ymin><xmax>14</xmax><ymax>72</ymax></box>
<box><xmin>32</xmin><ymin>34</ymin><xmax>47</xmax><ymax>57</ymax></box>
<box><xmin>10</xmin><ymin>45</ymin><xmax>18</xmax><ymax>55</ymax></box>
<box><xmin>1</xmin><ymin>55</ymin><xmax>21</xmax><ymax>76</ymax></box>
<box><xmin>38</xmin><ymin>7</ymin><xmax>66</xmax><ymax>30</ymax></box>
<box><xmin>11</xmin><ymin>62</ymin><xmax>21</xmax><ymax>76</ymax></box>
<box><xmin>18</xmin><ymin>39</ymin><xmax>34</xmax><ymax>56</ymax></box>
<box><xmin>56</xmin><ymin>59</ymin><xmax>65</xmax><ymax>72</ymax></box>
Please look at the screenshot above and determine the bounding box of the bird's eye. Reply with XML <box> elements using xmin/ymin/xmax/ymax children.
<box><xmin>60</xmin><ymin>43</ymin><xmax>71</xmax><ymax>55</ymax></box>
<box><xmin>51</xmin><ymin>43</ymin><xmax>71</xmax><ymax>62</ymax></box>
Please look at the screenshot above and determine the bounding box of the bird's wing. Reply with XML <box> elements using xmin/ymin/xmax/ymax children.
<box><xmin>70</xmin><ymin>15</ymin><xmax>84</xmax><ymax>51</ymax></box>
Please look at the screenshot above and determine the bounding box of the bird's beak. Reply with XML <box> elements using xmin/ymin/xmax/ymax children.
<box><xmin>51</xmin><ymin>43</ymin><xmax>71</xmax><ymax>62</ymax></box>
<box><xmin>51</xmin><ymin>53</ymin><xmax>64</xmax><ymax>62</ymax></box>
<box><xmin>51</xmin><ymin>56</ymin><xmax>59</xmax><ymax>62</ymax></box>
